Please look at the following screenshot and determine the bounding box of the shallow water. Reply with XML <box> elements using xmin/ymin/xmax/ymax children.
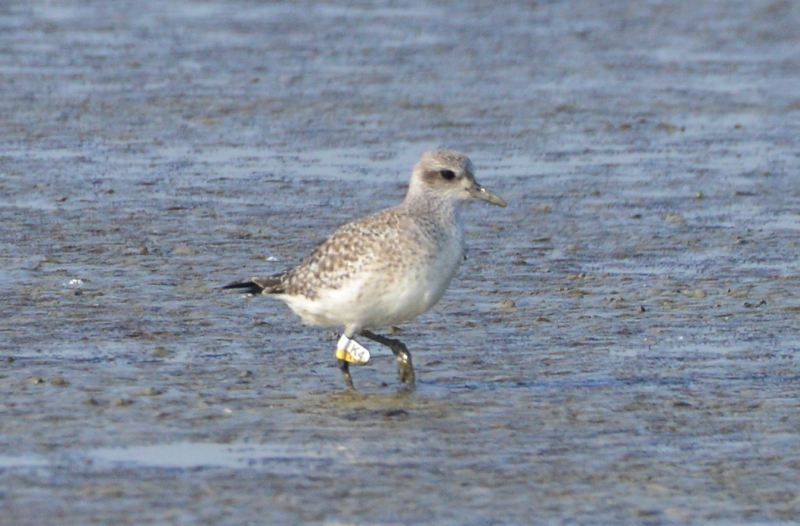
<box><xmin>2</xmin><ymin>0</ymin><xmax>800</xmax><ymax>524</ymax></box>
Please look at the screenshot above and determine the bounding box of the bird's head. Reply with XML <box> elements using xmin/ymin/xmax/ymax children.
<box><xmin>408</xmin><ymin>149</ymin><xmax>507</xmax><ymax>207</ymax></box>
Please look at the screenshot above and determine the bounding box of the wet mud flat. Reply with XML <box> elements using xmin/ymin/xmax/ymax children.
<box><xmin>1</xmin><ymin>1</ymin><xmax>799</xmax><ymax>524</ymax></box>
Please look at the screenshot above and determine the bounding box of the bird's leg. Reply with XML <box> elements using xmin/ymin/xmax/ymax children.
<box><xmin>337</xmin><ymin>358</ymin><xmax>354</xmax><ymax>390</ymax></box>
<box><xmin>361</xmin><ymin>330</ymin><xmax>415</xmax><ymax>386</ymax></box>
<box><xmin>337</xmin><ymin>330</ymin><xmax>356</xmax><ymax>390</ymax></box>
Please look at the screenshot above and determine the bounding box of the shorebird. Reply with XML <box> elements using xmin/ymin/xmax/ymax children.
<box><xmin>224</xmin><ymin>149</ymin><xmax>506</xmax><ymax>389</ymax></box>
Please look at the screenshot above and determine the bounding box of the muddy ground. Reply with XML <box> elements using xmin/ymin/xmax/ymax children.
<box><xmin>1</xmin><ymin>1</ymin><xmax>799</xmax><ymax>524</ymax></box>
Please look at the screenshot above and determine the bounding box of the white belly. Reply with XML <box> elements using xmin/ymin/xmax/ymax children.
<box><xmin>279</xmin><ymin>229</ymin><xmax>464</xmax><ymax>331</ymax></box>
<box><xmin>380</xmin><ymin>241</ymin><xmax>463</xmax><ymax>323</ymax></box>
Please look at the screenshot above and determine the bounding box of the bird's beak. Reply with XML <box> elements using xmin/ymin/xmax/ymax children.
<box><xmin>470</xmin><ymin>182</ymin><xmax>507</xmax><ymax>207</ymax></box>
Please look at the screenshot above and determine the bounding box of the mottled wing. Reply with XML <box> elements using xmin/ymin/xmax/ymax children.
<box><xmin>281</xmin><ymin>208</ymin><xmax>404</xmax><ymax>299</ymax></box>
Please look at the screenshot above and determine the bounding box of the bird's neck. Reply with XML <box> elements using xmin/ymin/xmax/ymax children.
<box><xmin>402</xmin><ymin>191</ymin><xmax>461</xmax><ymax>226</ymax></box>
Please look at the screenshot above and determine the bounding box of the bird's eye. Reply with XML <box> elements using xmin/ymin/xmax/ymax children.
<box><xmin>440</xmin><ymin>169</ymin><xmax>456</xmax><ymax>180</ymax></box>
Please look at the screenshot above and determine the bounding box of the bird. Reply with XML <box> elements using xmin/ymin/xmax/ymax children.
<box><xmin>223</xmin><ymin>149</ymin><xmax>507</xmax><ymax>389</ymax></box>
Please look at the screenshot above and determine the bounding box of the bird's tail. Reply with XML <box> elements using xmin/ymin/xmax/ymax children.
<box><xmin>222</xmin><ymin>274</ymin><xmax>285</xmax><ymax>295</ymax></box>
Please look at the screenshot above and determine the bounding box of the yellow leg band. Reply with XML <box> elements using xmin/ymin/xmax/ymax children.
<box><xmin>336</xmin><ymin>335</ymin><xmax>370</xmax><ymax>365</ymax></box>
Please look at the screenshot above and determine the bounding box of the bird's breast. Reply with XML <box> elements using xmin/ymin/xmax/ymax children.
<box><xmin>398</xmin><ymin>223</ymin><xmax>464</xmax><ymax>313</ymax></box>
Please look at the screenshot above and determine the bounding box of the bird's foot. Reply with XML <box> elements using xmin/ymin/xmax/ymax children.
<box><xmin>394</xmin><ymin>347</ymin><xmax>415</xmax><ymax>386</ymax></box>
<box><xmin>361</xmin><ymin>330</ymin><xmax>416</xmax><ymax>388</ymax></box>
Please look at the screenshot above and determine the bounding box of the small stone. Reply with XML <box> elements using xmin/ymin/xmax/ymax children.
<box><xmin>646</xmin><ymin>483</ymin><xmax>671</xmax><ymax>496</ymax></box>
<box><xmin>113</xmin><ymin>398</ymin><xmax>134</xmax><ymax>407</ymax></box>
<box><xmin>151</xmin><ymin>346</ymin><xmax>171</xmax><ymax>358</ymax></box>
<box><xmin>50</xmin><ymin>376</ymin><xmax>69</xmax><ymax>387</ymax></box>
<box><xmin>28</xmin><ymin>377</ymin><xmax>45</xmax><ymax>385</ymax></box>
<box><xmin>727</xmin><ymin>288</ymin><xmax>751</xmax><ymax>299</ymax></box>
<box><xmin>498</xmin><ymin>299</ymin><xmax>516</xmax><ymax>310</ymax></box>
<box><xmin>662</xmin><ymin>212</ymin><xmax>686</xmax><ymax>225</ymax></box>
<box><xmin>172</xmin><ymin>244</ymin><xmax>195</xmax><ymax>256</ymax></box>
<box><xmin>136</xmin><ymin>387</ymin><xmax>163</xmax><ymax>396</ymax></box>
<box><xmin>656</xmin><ymin>122</ymin><xmax>680</xmax><ymax>133</ymax></box>
<box><xmin>97</xmin><ymin>486</ymin><xmax>124</xmax><ymax>498</ymax></box>
<box><xmin>682</xmin><ymin>289</ymin><xmax>707</xmax><ymax>299</ymax></box>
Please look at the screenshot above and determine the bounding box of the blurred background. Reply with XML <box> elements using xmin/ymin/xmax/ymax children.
<box><xmin>1</xmin><ymin>1</ymin><xmax>799</xmax><ymax>524</ymax></box>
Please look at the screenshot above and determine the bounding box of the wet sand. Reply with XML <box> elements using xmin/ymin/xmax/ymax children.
<box><xmin>1</xmin><ymin>1</ymin><xmax>799</xmax><ymax>524</ymax></box>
